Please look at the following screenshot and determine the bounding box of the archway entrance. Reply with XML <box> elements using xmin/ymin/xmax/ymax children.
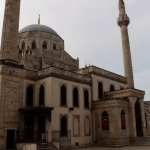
<box><xmin>61</xmin><ymin>116</ymin><xmax>67</xmax><ymax>136</ymax></box>
<box><xmin>135</xmin><ymin>101</ymin><xmax>143</xmax><ymax>137</ymax></box>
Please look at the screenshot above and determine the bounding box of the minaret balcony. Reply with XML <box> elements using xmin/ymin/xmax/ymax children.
<box><xmin>117</xmin><ymin>15</ymin><xmax>130</xmax><ymax>27</ymax></box>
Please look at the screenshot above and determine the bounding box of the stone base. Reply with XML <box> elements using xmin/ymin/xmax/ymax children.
<box><xmin>96</xmin><ymin>138</ymin><xmax>130</xmax><ymax>146</ymax></box>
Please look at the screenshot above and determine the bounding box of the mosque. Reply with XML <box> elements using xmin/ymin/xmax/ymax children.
<box><xmin>0</xmin><ymin>0</ymin><xmax>150</xmax><ymax>150</ymax></box>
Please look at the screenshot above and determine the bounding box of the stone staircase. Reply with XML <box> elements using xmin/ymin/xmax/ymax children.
<box><xmin>39</xmin><ymin>143</ymin><xmax>57</xmax><ymax>150</ymax></box>
<box><xmin>133</xmin><ymin>137</ymin><xmax>150</xmax><ymax>146</ymax></box>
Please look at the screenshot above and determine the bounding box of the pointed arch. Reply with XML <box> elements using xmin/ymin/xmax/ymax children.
<box><xmin>98</xmin><ymin>82</ymin><xmax>103</xmax><ymax>99</ymax></box>
<box><xmin>43</xmin><ymin>41</ymin><xmax>47</xmax><ymax>49</ymax></box>
<box><xmin>110</xmin><ymin>84</ymin><xmax>115</xmax><ymax>91</ymax></box>
<box><xmin>102</xmin><ymin>111</ymin><xmax>109</xmax><ymax>130</ymax></box>
<box><xmin>121</xmin><ymin>110</ymin><xmax>126</xmax><ymax>130</ymax></box>
<box><xmin>26</xmin><ymin>85</ymin><xmax>33</xmax><ymax>106</ymax></box>
<box><xmin>53</xmin><ymin>44</ymin><xmax>56</xmax><ymax>50</ymax></box>
<box><xmin>32</xmin><ymin>41</ymin><xmax>36</xmax><ymax>49</ymax></box>
<box><xmin>39</xmin><ymin>85</ymin><xmax>45</xmax><ymax>106</ymax></box>
<box><xmin>22</xmin><ymin>42</ymin><xmax>25</xmax><ymax>50</ymax></box>
<box><xmin>73</xmin><ymin>87</ymin><xmax>79</xmax><ymax>107</ymax></box>
<box><xmin>84</xmin><ymin>89</ymin><xmax>89</xmax><ymax>108</ymax></box>
<box><xmin>61</xmin><ymin>85</ymin><xmax>66</xmax><ymax>106</ymax></box>
<box><xmin>61</xmin><ymin>116</ymin><xmax>67</xmax><ymax>136</ymax></box>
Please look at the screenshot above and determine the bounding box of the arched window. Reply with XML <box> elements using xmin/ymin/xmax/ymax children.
<box><xmin>53</xmin><ymin>44</ymin><xmax>56</xmax><ymax>50</ymax></box>
<box><xmin>121</xmin><ymin>110</ymin><xmax>126</xmax><ymax>130</ymax></box>
<box><xmin>102</xmin><ymin>111</ymin><xmax>109</xmax><ymax>130</ymax></box>
<box><xmin>26</xmin><ymin>85</ymin><xmax>33</xmax><ymax>106</ymax></box>
<box><xmin>73</xmin><ymin>87</ymin><xmax>79</xmax><ymax>107</ymax></box>
<box><xmin>84</xmin><ymin>90</ymin><xmax>89</xmax><ymax>108</ymax></box>
<box><xmin>39</xmin><ymin>85</ymin><xmax>44</xmax><ymax>106</ymax></box>
<box><xmin>22</xmin><ymin>42</ymin><xmax>25</xmax><ymax>50</ymax></box>
<box><xmin>61</xmin><ymin>85</ymin><xmax>66</xmax><ymax>106</ymax></box>
<box><xmin>110</xmin><ymin>85</ymin><xmax>115</xmax><ymax>91</ymax></box>
<box><xmin>98</xmin><ymin>82</ymin><xmax>103</xmax><ymax>99</ymax></box>
<box><xmin>32</xmin><ymin>41</ymin><xmax>36</xmax><ymax>49</ymax></box>
<box><xmin>43</xmin><ymin>41</ymin><xmax>47</xmax><ymax>49</ymax></box>
<box><xmin>61</xmin><ymin>116</ymin><xmax>67</xmax><ymax>136</ymax></box>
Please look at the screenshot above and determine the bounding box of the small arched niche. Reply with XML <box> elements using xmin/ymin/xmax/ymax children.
<box><xmin>110</xmin><ymin>85</ymin><xmax>115</xmax><ymax>91</ymax></box>
<box><xmin>102</xmin><ymin>111</ymin><xmax>109</xmax><ymax>130</ymax></box>
<box><xmin>32</xmin><ymin>41</ymin><xmax>36</xmax><ymax>49</ymax></box>
<box><xmin>22</xmin><ymin>42</ymin><xmax>25</xmax><ymax>50</ymax></box>
<box><xmin>53</xmin><ymin>44</ymin><xmax>56</xmax><ymax>50</ymax></box>
<box><xmin>43</xmin><ymin>41</ymin><xmax>47</xmax><ymax>49</ymax></box>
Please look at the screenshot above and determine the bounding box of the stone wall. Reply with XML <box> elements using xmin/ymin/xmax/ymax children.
<box><xmin>0</xmin><ymin>67</ymin><xmax>24</xmax><ymax>149</ymax></box>
<box><xmin>93</xmin><ymin>99</ymin><xmax>130</xmax><ymax>145</ymax></box>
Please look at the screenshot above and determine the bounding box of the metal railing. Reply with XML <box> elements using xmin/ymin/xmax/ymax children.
<box><xmin>52</xmin><ymin>131</ymin><xmax>71</xmax><ymax>149</ymax></box>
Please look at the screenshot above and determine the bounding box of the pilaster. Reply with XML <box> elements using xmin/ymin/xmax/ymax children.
<box><xmin>139</xmin><ymin>99</ymin><xmax>146</xmax><ymax>136</ymax></box>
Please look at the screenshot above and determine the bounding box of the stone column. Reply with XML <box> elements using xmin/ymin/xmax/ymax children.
<box><xmin>117</xmin><ymin>0</ymin><xmax>134</xmax><ymax>88</ymax></box>
<box><xmin>1</xmin><ymin>0</ymin><xmax>21</xmax><ymax>64</ymax></box>
<box><xmin>129</xmin><ymin>97</ymin><xmax>136</xmax><ymax>142</ymax></box>
<box><xmin>146</xmin><ymin>110</ymin><xmax>150</xmax><ymax>136</ymax></box>
<box><xmin>140</xmin><ymin>99</ymin><xmax>146</xmax><ymax>136</ymax></box>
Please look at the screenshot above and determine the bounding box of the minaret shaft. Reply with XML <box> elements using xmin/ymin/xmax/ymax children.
<box><xmin>117</xmin><ymin>0</ymin><xmax>134</xmax><ymax>88</ymax></box>
<box><xmin>1</xmin><ymin>0</ymin><xmax>21</xmax><ymax>63</ymax></box>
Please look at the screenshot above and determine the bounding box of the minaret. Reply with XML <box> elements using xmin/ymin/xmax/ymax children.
<box><xmin>117</xmin><ymin>0</ymin><xmax>134</xmax><ymax>88</ymax></box>
<box><xmin>1</xmin><ymin>0</ymin><xmax>21</xmax><ymax>64</ymax></box>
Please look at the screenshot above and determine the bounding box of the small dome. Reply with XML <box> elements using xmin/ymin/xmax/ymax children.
<box><xmin>19</xmin><ymin>24</ymin><xmax>59</xmax><ymax>36</ymax></box>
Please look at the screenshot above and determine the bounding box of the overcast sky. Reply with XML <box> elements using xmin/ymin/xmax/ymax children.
<box><xmin>0</xmin><ymin>0</ymin><xmax>150</xmax><ymax>100</ymax></box>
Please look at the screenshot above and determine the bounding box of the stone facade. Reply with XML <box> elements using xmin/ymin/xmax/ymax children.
<box><xmin>0</xmin><ymin>0</ymin><xmax>150</xmax><ymax>150</ymax></box>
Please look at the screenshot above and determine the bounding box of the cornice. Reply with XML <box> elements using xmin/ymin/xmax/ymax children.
<box><xmin>105</xmin><ymin>88</ymin><xmax>145</xmax><ymax>99</ymax></box>
<box><xmin>0</xmin><ymin>64</ymin><xmax>91</xmax><ymax>85</ymax></box>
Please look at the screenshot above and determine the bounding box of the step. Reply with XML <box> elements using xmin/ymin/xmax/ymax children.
<box><xmin>39</xmin><ymin>143</ymin><xmax>57</xmax><ymax>150</ymax></box>
<box><xmin>133</xmin><ymin>137</ymin><xmax>150</xmax><ymax>146</ymax></box>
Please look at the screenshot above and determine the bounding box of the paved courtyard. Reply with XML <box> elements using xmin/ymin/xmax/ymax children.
<box><xmin>73</xmin><ymin>146</ymin><xmax>150</xmax><ymax>150</ymax></box>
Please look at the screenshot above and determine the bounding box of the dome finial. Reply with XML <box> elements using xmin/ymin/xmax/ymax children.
<box><xmin>38</xmin><ymin>14</ymin><xmax>40</xmax><ymax>24</ymax></box>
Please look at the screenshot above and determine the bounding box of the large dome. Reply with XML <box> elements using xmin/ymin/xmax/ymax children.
<box><xmin>19</xmin><ymin>24</ymin><xmax>59</xmax><ymax>36</ymax></box>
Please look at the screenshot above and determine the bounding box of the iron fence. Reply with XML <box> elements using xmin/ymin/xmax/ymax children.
<box><xmin>52</xmin><ymin>131</ymin><xmax>71</xmax><ymax>149</ymax></box>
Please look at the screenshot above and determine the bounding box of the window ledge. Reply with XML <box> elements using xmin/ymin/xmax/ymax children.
<box><xmin>59</xmin><ymin>105</ymin><xmax>68</xmax><ymax>108</ymax></box>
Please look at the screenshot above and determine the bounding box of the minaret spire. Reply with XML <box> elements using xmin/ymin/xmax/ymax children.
<box><xmin>38</xmin><ymin>14</ymin><xmax>41</xmax><ymax>25</ymax></box>
<box><xmin>117</xmin><ymin>0</ymin><xmax>134</xmax><ymax>88</ymax></box>
<box><xmin>1</xmin><ymin>0</ymin><xmax>21</xmax><ymax>64</ymax></box>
